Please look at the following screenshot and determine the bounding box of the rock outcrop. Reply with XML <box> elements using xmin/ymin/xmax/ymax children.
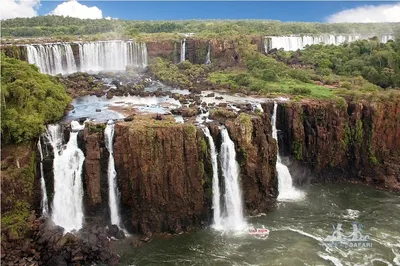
<box><xmin>113</xmin><ymin>117</ymin><xmax>207</xmax><ymax>234</ymax></box>
<box><xmin>277</xmin><ymin>99</ymin><xmax>400</xmax><ymax>191</ymax></box>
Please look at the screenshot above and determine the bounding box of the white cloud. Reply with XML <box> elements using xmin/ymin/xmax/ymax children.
<box><xmin>327</xmin><ymin>3</ymin><xmax>400</xmax><ymax>23</ymax></box>
<box><xmin>49</xmin><ymin>0</ymin><xmax>103</xmax><ymax>19</ymax></box>
<box><xmin>1</xmin><ymin>0</ymin><xmax>40</xmax><ymax>20</ymax></box>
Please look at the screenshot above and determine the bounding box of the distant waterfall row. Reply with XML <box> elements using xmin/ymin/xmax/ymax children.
<box><xmin>265</xmin><ymin>34</ymin><xmax>395</xmax><ymax>52</ymax></box>
<box><xmin>26</xmin><ymin>41</ymin><xmax>148</xmax><ymax>75</ymax></box>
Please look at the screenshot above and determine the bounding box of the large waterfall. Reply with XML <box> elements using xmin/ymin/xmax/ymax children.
<box><xmin>26</xmin><ymin>41</ymin><xmax>148</xmax><ymax>75</ymax></box>
<box><xmin>26</xmin><ymin>44</ymin><xmax>77</xmax><ymax>75</ymax></box>
<box><xmin>104</xmin><ymin>121</ymin><xmax>123</xmax><ymax>229</ymax></box>
<box><xmin>46</xmin><ymin>122</ymin><xmax>85</xmax><ymax>232</ymax></box>
<box><xmin>202</xmin><ymin>127</ymin><xmax>222</xmax><ymax>229</ymax></box>
<box><xmin>271</xmin><ymin>102</ymin><xmax>304</xmax><ymax>201</ymax></box>
<box><xmin>37</xmin><ymin>139</ymin><xmax>49</xmax><ymax>217</ymax></box>
<box><xmin>265</xmin><ymin>34</ymin><xmax>395</xmax><ymax>52</ymax></box>
<box><xmin>219</xmin><ymin>127</ymin><xmax>246</xmax><ymax>231</ymax></box>
<box><xmin>180</xmin><ymin>39</ymin><xmax>186</xmax><ymax>63</ymax></box>
<box><xmin>79</xmin><ymin>41</ymin><xmax>147</xmax><ymax>72</ymax></box>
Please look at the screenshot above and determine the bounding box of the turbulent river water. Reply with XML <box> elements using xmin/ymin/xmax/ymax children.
<box><xmin>116</xmin><ymin>183</ymin><xmax>400</xmax><ymax>266</ymax></box>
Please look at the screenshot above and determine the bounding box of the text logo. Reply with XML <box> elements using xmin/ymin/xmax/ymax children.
<box><xmin>322</xmin><ymin>222</ymin><xmax>372</xmax><ymax>248</ymax></box>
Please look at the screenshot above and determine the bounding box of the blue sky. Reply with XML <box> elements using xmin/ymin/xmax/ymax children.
<box><xmin>36</xmin><ymin>1</ymin><xmax>398</xmax><ymax>22</ymax></box>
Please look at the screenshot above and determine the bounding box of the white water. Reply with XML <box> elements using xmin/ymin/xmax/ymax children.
<box><xmin>202</xmin><ymin>127</ymin><xmax>222</xmax><ymax>229</ymax></box>
<box><xmin>104</xmin><ymin>121</ymin><xmax>123</xmax><ymax>228</ymax></box>
<box><xmin>79</xmin><ymin>41</ymin><xmax>147</xmax><ymax>72</ymax></box>
<box><xmin>26</xmin><ymin>44</ymin><xmax>77</xmax><ymax>75</ymax></box>
<box><xmin>205</xmin><ymin>42</ymin><xmax>211</xmax><ymax>65</ymax></box>
<box><xmin>271</xmin><ymin>101</ymin><xmax>305</xmax><ymax>201</ymax></box>
<box><xmin>26</xmin><ymin>41</ymin><xmax>147</xmax><ymax>75</ymax></box>
<box><xmin>219</xmin><ymin>127</ymin><xmax>246</xmax><ymax>231</ymax></box>
<box><xmin>180</xmin><ymin>39</ymin><xmax>186</xmax><ymax>63</ymax></box>
<box><xmin>265</xmin><ymin>34</ymin><xmax>395</xmax><ymax>52</ymax></box>
<box><xmin>47</xmin><ymin>122</ymin><xmax>85</xmax><ymax>232</ymax></box>
<box><xmin>37</xmin><ymin>139</ymin><xmax>49</xmax><ymax>217</ymax></box>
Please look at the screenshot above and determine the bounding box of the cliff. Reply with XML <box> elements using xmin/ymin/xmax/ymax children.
<box><xmin>277</xmin><ymin>99</ymin><xmax>400</xmax><ymax>191</ymax></box>
<box><xmin>79</xmin><ymin>114</ymin><xmax>278</xmax><ymax>234</ymax></box>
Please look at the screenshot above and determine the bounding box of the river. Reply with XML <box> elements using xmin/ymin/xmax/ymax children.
<box><xmin>117</xmin><ymin>182</ymin><xmax>400</xmax><ymax>266</ymax></box>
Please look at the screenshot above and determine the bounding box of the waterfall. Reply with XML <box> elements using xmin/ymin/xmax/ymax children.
<box><xmin>37</xmin><ymin>139</ymin><xmax>49</xmax><ymax>217</ymax></box>
<box><xmin>205</xmin><ymin>42</ymin><xmax>211</xmax><ymax>65</ymax></box>
<box><xmin>202</xmin><ymin>127</ymin><xmax>222</xmax><ymax>229</ymax></box>
<box><xmin>63</xmin><ymin>44</ymin><xmax>77</xmax><ymax>74</ymax></box>
<box><xmin>26</xmin><ymin>41</ymin><xmax>147</xmax><ymax>75</ymax></box>
<box><xmin>265</xmin><ymin>34</ymin><xmax>395</xmax><ymax>52</ymax></box>
<box><xmin>78</xmin><ymin>40</ymin><xmax>148</xmax><ymax>72</ymax></box>
<box><xmin>180</xmin><ymin>39</ymin><xmax>186</xmax><ymax>63</ymax></box>
<box><xmin>271</xmin><ymin>102</ymin><xmax>304</xmax><ymax>201</ymax></box>
<box><xmin>26</xmin><ymin>44</ymin><xmax>77</xmax><ymax>75</ymax></box>
<box><xmin>104</xmin><ymin>121</ymin><xmax>123</xmax><ymax>229</ymax></box>
<box><xmin>219</xmin><ymin>127</ymin><xmax>246</xmax><ymax>231</ymax></box>
<box><xmin>46</xmin><ymin>121</ymin><xmax>85</xmax><ymax>232</ymax></box>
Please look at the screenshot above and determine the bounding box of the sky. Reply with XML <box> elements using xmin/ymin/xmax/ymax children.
<box><xmin>2</xmin><ymin>0</ymin><xmax>400</xmax><ymax>23</ymax></box>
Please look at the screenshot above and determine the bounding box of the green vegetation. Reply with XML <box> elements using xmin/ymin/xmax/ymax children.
<box><xmin>2</xmin><ymin>16</ymin><xmax>399</xmax><ymax>39</ymax></box>
<box><xmin>87</xmin><ymin>123</ymin><xmax>106</xmax><ymax>133</ymax></box>
<box><xmin>1</xmin><ymin>147</ymin><xmax>36</xmax><ymax>238</ymax></box>
<box><xmin>149</xmin><ymin>58</ymin><xmax>208</xmax><ymax>88</ymax></box>
<box><xmin>280</xmin><ymin>38</ymin><xmax>400</xmax><ymax>89</ymax></box>
<box><xmin>292</xmin><ymin>140</ymin><xmax>303</xmax><ymax>161</ymax></box>
<box><xmin>1</xmin><ymin>54</ymin><xmax>71</xmax><ymax>144</ymax></box>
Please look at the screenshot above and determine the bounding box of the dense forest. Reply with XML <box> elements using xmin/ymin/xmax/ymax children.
<box><xmin>275</xmin><ymin>38</ymin><xmax>400</xmax><ymax>89</ymax></box>
<box><xmin>1</xmin><ymin>54</ymin><xmax>71</xmax><ymax>144</ymax></box>
<box><xmin>2</xmin><ymin>16</ymin><xmax>400</xmax><ymax>38</ymax></box>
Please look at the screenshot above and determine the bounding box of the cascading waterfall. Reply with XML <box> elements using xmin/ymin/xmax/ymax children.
<box><xmin>202</xmin><ymin>127</ymin><xmax>222</xmax><ymax>229</ymax></box>
<box><xmin>26</xmin><ymin>41</ymin><xmax>147</xmax><ymax>75</ymax></box>
<box><xmin>37</xmin><ymin>139</ymin><xmax>49</xmax><ymax>217</ymax></box>
<box><xmin>271</xmin><ymin>101</ymin><xmax>305</xmax><ymax>201</ymax></box>
<box><xmin>104</xmin><ymin>121</ymin><xmax>123</xmax><ymax>229</ymax></box>
<box><xmin>205</xmin><ymin>42</ymin><xmax>211</xmax><ymax>65</ymax></box>
<box><xmin>219</xmin><ymin>127</ymin><xmax>246</xmax><ymax>231</ymax></box>
<box><xmin>47</xmin><ymin>121</ymin><xmax>85</xmax><ymax>232</ymax></box>
<box><xmin>26</xmin><ymin>44</ymin><xmax>77</xmax><ymax>75</ymax></box>
<box><xmin>180</xmin><ymin>39</ymin><xmax>186</xmax><ymax>63</ymax></box>
<box><xmin>265</xmin><ymin>34</ymin><xmax>395</xmax><ymax>52</ymax></box>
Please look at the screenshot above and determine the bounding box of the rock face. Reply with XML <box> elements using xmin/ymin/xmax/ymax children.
<box><xmin>101</xmin><ymin>114</ymin><xmax>278</xmax><ymax>234</ymax></box>
<box><xmin>219</xmin><ymin>113</ymin><xmax>278</xmax><ymax>213</ymax></box>
<box><xmin>277</xmin><ymin>99</ymin><xmax>400</xmax><ymax>191</ymax></box>
<box><xmin>113</xmin><ymin>119</ymin><xmax>207</xmax><ymax>234</ymax></box>
<box><xmin>82</xmin><ymin>126</ymin><xmax>109</xmax><ymax>217</ymax></box>
<box><xmin>1</xmin><ymin>219</ymin><xmax>120</xmax><ymax>266</ymax></box>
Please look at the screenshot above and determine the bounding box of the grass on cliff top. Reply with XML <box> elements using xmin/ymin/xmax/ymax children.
<box><xmin>208</xmin><ymin>70</ymin><xmax>334</xmax><ymax>99</ymax></box>
<box><xmin>124</xmin><ymin>114</ymin><xmax>182</xmax><ymax>129</ymax></box>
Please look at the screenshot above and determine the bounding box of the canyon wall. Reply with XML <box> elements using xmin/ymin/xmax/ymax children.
<box><xmin>277</xmin><ymin>99</ymin><xmax>400</xmax><ymax>191</ymax></box>
<box><xmin>79</xmin><ymin>114</ymin><xmax>277</xmax><ymax>234</ymax></box>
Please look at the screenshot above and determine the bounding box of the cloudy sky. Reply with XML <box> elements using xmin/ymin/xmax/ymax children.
<box><xmin>1</xmin><ymin>0</ymin><xmax>400</xmax><ymax>22</ymax></box>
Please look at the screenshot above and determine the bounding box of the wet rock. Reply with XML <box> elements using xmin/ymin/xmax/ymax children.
<box><xmin>106</xmin><ymin>91</ymin><xmax>114</xmax><ymax>99</ymax></box>
<box><xmin>181</xmin><ymin>108</ymin><xmax>198</xmax><ymax>117</ymax></box>
<box><xmin>218</xmin><ymin>103</ymin><xmax>228</xmax><ymax>108</ymax></box>
<box><xmin>107</xmin><ymin>256</ymin><xmax>119</xmax><ymax>266</ymax></box>
<box><xmin>47</xmin><ymin>255</ymin><xmax>67</xmax><ymax>266</ymax></box>
<box><xmin>124</xmin><ymin>114</ymin><xmax>135</xmax><ymax>122</ymax></box>
<box><xmin>95</xmin><ymin>109</ymin><xmax>102</xmax><ymax>112</ymax></box>
<box><xmin>215</xmin><ymin>96</ymin><xmax>224</xmax><ymax>100</ymax></box>
<box><xmin>170</xmin><ymin>108</ymin><xmax>182</xmax><ymax>115</ymax></box>
<box><xmin>206</xmin><ymin>93</ymin><xmax>215</xmax><ymax>97</ymax></box>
